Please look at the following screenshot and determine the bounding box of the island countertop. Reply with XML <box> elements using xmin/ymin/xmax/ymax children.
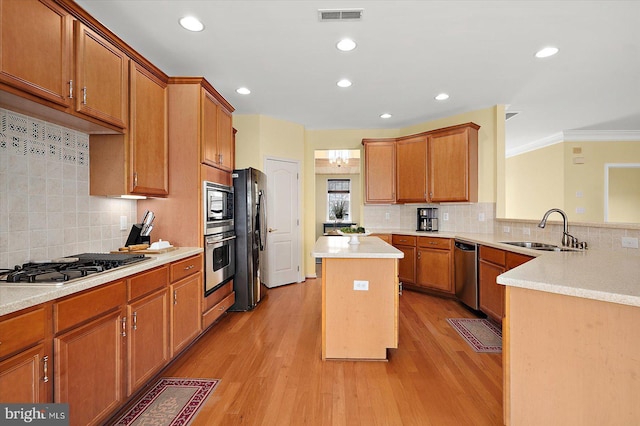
<box><xmin>312</xmin><ymin>236</ymin><xmax>404</xmax><ymax>259</ymax></box>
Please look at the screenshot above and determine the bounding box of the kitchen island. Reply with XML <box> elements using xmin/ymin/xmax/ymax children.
<box><xmin>312</xmin><ymin>236</ymin><xmax>403</xmax><ymax>360</ymax></box>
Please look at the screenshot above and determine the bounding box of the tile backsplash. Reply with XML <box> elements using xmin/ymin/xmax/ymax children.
<box><xmin>0</xmin><ymin>108</ymin><xmax>137</xmax><ymax>267</ymax></box>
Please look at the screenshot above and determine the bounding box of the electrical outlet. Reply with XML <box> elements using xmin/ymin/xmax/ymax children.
<box><xmin>576</xmin><ymin>191</ymin><xmax>584</xmax><ymax>198</ymax></box>
<box><xmin>621</xmin><ymin>237</ymin><xmax>639</xmax><ymax>249</ymax></box>
<box><xmin>443</xmin><ymin>213</ymin><xmax>449</xmax><ymax>221</ymax></box>
<box><xmin>354</xmin><ymin>280</ymin><xmax>369</xmax><ymax>291</ymax></box>
<box><xmin>523</xmin><ymin>227</ymin><xmax>531</xmax><ymax>236</ymax></box>
<box><xmin>385</xmin><ymin>212</ymin><xmax>390</xmax><ymax>220</ymax></box>
<box><xmin>478</xmin><ymin>213</ymin><xmax>485</xmax><ymax>222</ymax></box>
<box><xmin>576</xmin><ymin>207</ymin><xmax>585</xmax><ymax>214</ymax></box>
<box><xmin>120</xmin><ymin>216</ymin><xmax>128</xmax><ymax>231</ymax></box>
<box><xmin>503</xmin><ymin>226</ymin><xmax>510</xmax><ymax>233</ymax></box>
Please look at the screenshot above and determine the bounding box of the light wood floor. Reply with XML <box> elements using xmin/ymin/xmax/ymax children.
<box><xmin>162</xmin><ymin>278</ymin><xmax>503</xmax><ymax>425</ymax></box>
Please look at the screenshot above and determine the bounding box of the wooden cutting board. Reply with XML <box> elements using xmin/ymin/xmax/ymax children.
<box><xmin>111</xmin><ymin>246</ymin><xmax>179</xmax><ymax>254</ymax></box>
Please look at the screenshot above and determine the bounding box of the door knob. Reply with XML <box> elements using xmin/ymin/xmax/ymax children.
<box><xmin>268</xmin><ymin>228</ymin><xmax>278</xmax><ymax>233</ymax></box>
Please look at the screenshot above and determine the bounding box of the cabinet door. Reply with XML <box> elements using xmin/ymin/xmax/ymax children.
<box><xmin>217</xmin><ymin>106</ymin><xmax>233</xmax><ymax>171</ymax></box>
<box><xmin>0</xmin><ymin>345</ymin><xmax>48</xmax><ymax>403</ymax></box>
<box><xmin>0</xmin><ymin>0</ymin><xmax>72</xmax><ymax>106</ymax></box>
<box><xmin>127</xmin><ymin>289</ymin><xmax>168</xmax><ymax>396</ymax></box>
<box><xmin>129</xmin><ymin>61</ymin><xmax>168</xmax><ymax>196</ymax></box>
<box><xmin>396</xmin><ymin>135</ymin><xmax>427</xmax><ymax>203</ymax></box>
<box><xmin>428</xmin><ymin>125</ymin><xmax>478</xmax><ymax>202</ymax></box>
<box><xmin>170</xmin><ymin>274</ymin><xmax>202</xmax><ymax>357</ymax></box>
<box><xmin>363</xmin><ymin>141</ymin><xmax>396</xmax><ymax>203</ymax></box>
<box><xmin>479</xmin><ymin>259</ymin><xmax>506</xmax><ymax>323</ymax></box>
<box><xmin>395</xmin><ymin>245</ymin><xmax>416</xmax><ymax>285</ymax></box>
<box><xmin>416</xmin><ymin>248</ymin><xmax>453</xmax><ymax>293</ymax></box>
<box><xmin>74</xmin><ymin>21</ymin><xmax>128</xmax><ymax>128</ymax></box>
<box><xmin>201</xmin><ymin>89</ymin><xmax>219</xmax><ymax>167</ymax></box>
<box><xmin>55</xmin><ymin>310</ymin><xmax>125</xmax><ymax>426</ymax></box>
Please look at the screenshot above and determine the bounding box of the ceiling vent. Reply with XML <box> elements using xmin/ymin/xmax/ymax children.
<box><xmin>506</xmin><ymin>111</ymin><xmax>520</xmax><ymax>121</ymax></box>
<box><xmin>318</xmin><ymin>9</ymin><xmax>364</xmax><ymax>22</ymax></box>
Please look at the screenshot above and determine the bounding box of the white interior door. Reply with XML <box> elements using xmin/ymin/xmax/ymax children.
<box><xmin>264</xmin><ymin>157</ymin><xmax>300</xmax><ymax>287</ymax></box>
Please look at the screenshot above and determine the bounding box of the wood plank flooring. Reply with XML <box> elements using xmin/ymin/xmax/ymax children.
<box><xmin>160</xmin><ymin>279</ymin><xmax>503</xmax><ymax>425</ymax></box>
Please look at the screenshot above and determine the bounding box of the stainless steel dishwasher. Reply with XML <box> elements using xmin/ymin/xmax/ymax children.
<box><xmin>454</xmin><ymin>239</ymin><xmax>479</xmax><ymax>310</ymax></box>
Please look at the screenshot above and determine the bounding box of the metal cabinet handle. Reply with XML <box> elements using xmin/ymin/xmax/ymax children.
<box><xmin>132</xmin><ymin>312</ymin><xmax>137</xmax><ymax>330</ymax></box>
<box><xmin>133</xmin><ymin>172</ymin><xmax>138</xmax><ymax>187</ymax></box>
<box><xmin>218</xmin><ymin>304</ymin><xmax>226</xmax><ymax>311</ymax></box>
<box><xmin>417</xmin><ymin>251</ymin><xmax>421</xmax><ymax>259</ymax></box>
<box><xmin>398</xmin><ymin>282</ymin><xmax>403</xmax><ymax>296</ymax></box>
<box><xmin>174</xmin><ymin>290</ymin><xmax>178</xmax><ymax>305</ymax></box>
<box><xmin>82</xmin><ymin>87</ymin><xmax>87</xmax><ymax>105</ymax></box>
<box><xmin>69</xmin><ymin>80</ymin><xmax>73</xmax><ymax>99</ymax></box>
<box><xmin>218</xmin><ymin>153</ymin><xmax>223</xmax><ymax>164</ymax></box>
<box><xmin>42</xmin><ymin>356</ymin><xmax>49</xmax><ymax>383</ymax></box>
<box><xmin>183</xmin><ymin>264</ymin><xmax>195</xmax><ymax>271</ymax></box>
<box><xmin>121</xmin><ymin>317</ymin><xmax>127</xmax><ymax>337</ymax></box>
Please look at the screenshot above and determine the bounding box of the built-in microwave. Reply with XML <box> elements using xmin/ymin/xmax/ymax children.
<box><xmin>203</xmin><ymin>181</ymin><xmax>234</xmax><ymax>235</ymax></box>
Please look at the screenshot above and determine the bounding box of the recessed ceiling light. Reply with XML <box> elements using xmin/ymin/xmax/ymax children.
<box><xmin>179</xmin><ymin>16</ymin><xmax>204</xmax><ymax>32</ymax></box>
<box><xmin>337</xmin><ymin>79</ymin><xmax>352</xmax><ymax>88</ymax></box>
<box><xmin>336</xmin><ymin>38</ymin><xmax>357</xmax><ymax>52</ymax></box>
<box><xmin>535</xmin><ymin>46</ymin><xmax>559</xmax><ymax>58</ymax></box>
<box><xmin>435</xmin><ymin>93</ymin><xmax>449</xmax><ymax>101</ymax></box>
<box><xmin>236</xmin><ymin>87</ymin><xmax>251</xmax><ymax>95</ymax></box>
<box><xmin>380</xmin><ymin>113</ymin><xmax>392</xmax><ymax>119</ymax></box>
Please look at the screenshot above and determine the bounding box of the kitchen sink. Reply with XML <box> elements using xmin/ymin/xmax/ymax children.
<box><xmin>500</xmin><ymin>241</ymin><xmax>579</xmax><ymax>252</ymax></box>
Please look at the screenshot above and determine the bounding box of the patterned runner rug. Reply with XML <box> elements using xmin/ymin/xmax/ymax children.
<box><xmin>446</xmin><ymin>318</ymin><xmax>502</xmax><ymax>353</ymax></box>
<box><xmin>114</xmin><ymin>378</ymin><xmax>220</xmax><ymax>426</ymax></box>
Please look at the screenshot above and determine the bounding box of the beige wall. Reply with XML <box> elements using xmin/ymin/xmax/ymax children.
<box><xmin>505</xmin><ymin>143</ymin><xmax>565</xmax><ymax>220</ymax></box>
<box><xmin>505</xmin><ymin>139</ymin><xmax>640</xmax><ymax>223</ymax></box>
<box><xmin>235</xmin><ymin>106</ymin><xmax>500</xmax><ymax>279</ymax></box>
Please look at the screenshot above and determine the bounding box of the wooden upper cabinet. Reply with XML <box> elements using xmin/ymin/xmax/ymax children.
<box><xmin>129</xmin><ymin>61</ymin><xmax>168</xmax><ymax>196</ymax></box>
<box><xmin>201</xmin><ymin>88</ymin><xmax>234</xmax><ymax>171</ymax></box>
<box><xmin>363</xmin><ymin>139</ymin><xmax>396</xmax><ymax>203</ymax></box>
<box><xmin>428</xmin><ymin>123</ymin><xmax>479</xmax><ymax>202</ymax></box>
<box><xmin>396</xmin><ymin>135</ymin><xmax>427</xmax><ymax>203</ymax></box>
<box><xmin>73</xmin><ymin>21</ymin><xmax>128</xmax><ymax>129</ymax></box>
<box><xmin>0</xmin><ymin>0</ymin><xmax>72</xmax><ymax>107</ymax></box>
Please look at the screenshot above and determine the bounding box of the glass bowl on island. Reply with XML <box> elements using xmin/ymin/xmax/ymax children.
<box><xmin>336</xmin><ymin>226</ymin><xmax>371</xmax><ymax>244</ymax></box>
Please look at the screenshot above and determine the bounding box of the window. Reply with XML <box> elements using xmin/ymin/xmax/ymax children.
<box><xmin>327</xmin><ymin>179</ymin><xmax>351</xmax><ymax>220</ymax></box>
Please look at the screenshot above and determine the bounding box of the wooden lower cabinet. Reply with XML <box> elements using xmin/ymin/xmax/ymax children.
<box><xmin>479</xmin><ymin>246</ymin><xmax>533</xmax><ymax>323</ymax></box>
<box><xmin>416</xmin><ymin>243</ymin><xmax>453</xmax><ymax>294</ymax></box>
<box><xmin>202</xmin><ymin>281</ymin><xmax>235</xmax><ymax>330</ymax></box>
<box><xmin>55</xmin><ymin>310</ymin><xmax>125</xmax><ymax>426</ymax></box>
<box><xmin>127</xmin><ymin>289</ymin><xmax>168</xmax><ymax>396</ymax></box>
<box><xmin>371</xmin><ymin>233</ymin><xmax>392</xmax><ymax>244</ymax></box>
<box><xmin>170</xmin><ymin>274</ymin><xmax>202</xmax><ymax>357</ymax></box>
<box><xmin>0</xmin><ymin>344</ymin><xmax>48</xmax><ymax>403</ymax></box>
<box><xmin>392</xmin><ymin>235</ymin><xmax>416</xmax><ymax>285</ymax></box>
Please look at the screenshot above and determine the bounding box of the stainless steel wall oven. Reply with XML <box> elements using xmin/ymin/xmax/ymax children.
<box><xmin>203</xmin><ymin>181</ymin><xmax>236</xmax><ymax>295</ymax></box>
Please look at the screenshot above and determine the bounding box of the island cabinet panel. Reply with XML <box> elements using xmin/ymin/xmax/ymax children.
<box><xmin>54</xmin><ymin>310</ymin><xmax>125</xmax><ymax>426</ymax></box>
<box><xmin>0</xmin><ymin>0</ymin><xmax>73</xmax><ymax>107</ymax></box>
<box><xmin>392</xmin><ymin>235</ymin><xmax>417</xmax><ymax>285</ymax></box>
<box><xmin>395</xmin><ymin>135</ymin><xmax>427</xmax><ymax>203</ymax></box>
<box><xmin>322</xmin><ymin>258</ymin><xmax>399</xmax><ymax>360</ymax></box>
<box><xmin>363</xmin><ymin>139</ymin><xmax>396</xmax><ymax>203</ymax></box>
<box><xmin>73</xmin><ymin>21</ymin><xmax>128</xmax><ymax>128</ymax></box>
<box><xmin>428</xmin><ymin>124</ymin><xmax>479</xmax><ymax>202</ymax></box>
<box><xmin>415</xmin><ymin>237</ymin><xmax>454</xmax><ymax>294</ymax></box>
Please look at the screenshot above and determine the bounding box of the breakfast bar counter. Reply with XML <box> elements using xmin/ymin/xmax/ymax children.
<box><xmin>312</xmin><ymin>236</ymin><xmax>403</xmax><ymax>360</ymax></box>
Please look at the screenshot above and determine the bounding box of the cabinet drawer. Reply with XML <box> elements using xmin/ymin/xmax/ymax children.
<box><xmin>418</xmin><ymin>236</ymin><xmax>452</xmax><ymax>250</ymax></box>
<box><xmin>170</xmin><ymin>255</ymin><xmax>202</xmax><ymax>283</ymax></box>
<box><xmin>479</xmin><ymin>246</ymin><xmax>506</xmax><ymax>266</ymax></box>
<box><xmin>202</xmin><ymin>281</ymin><xmax>232</xmax><ymax>313</ymax></box>
<box><xmin>203</xmin><ymin>291</ymin><xmax>235</xmax><ymax>330</ymax></box>
<box><xmin>128</xmin><ymin>266</ymin><xmax>169</xmax><ymax>301</ymax></box>
<box><xmin>0</xmin><ymin>307</ymin><xmax>47</xmax><ymax>358</ymax></box>
<box><xmin>54</xmin><ymin>281</ymin><xmax>126</xmax><ymax>333</ymax></box>
<box><xmin>392</xmin><ymin>235</ymin><xmax>416</xmax><ymax>246</ymax></box>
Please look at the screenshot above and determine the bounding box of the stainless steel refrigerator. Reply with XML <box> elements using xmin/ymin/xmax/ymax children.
<box><xmin>230</xmin><ymin>168</ymin><xmax>267</xmax><ymax>311</ymax></box>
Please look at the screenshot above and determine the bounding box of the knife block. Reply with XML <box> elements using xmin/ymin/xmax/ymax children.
<box><xmin>125</xmin><ymin>223</ymin><xmax>151</xmax><ymax>247</ymax></box>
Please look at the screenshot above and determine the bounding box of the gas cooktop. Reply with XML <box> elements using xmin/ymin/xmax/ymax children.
<box><xmin>0</xmin><ymin>253</ymin><xmax>149</xmax><ymax>286</ymax></box>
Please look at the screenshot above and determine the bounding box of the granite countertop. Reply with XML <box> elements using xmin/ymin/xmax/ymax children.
<box><xmin>366</xmin><ymin>228</ymin><xmax>640</xmax><ymax>308</ymax></box>
<box><xmin>0</xmin><ymin>247</ymin><xmax>203</xmax><ymax>316</ymax></box>
<box><xmin>312</xmin><ymin>235</ymin><xmax>403</xmax><ymax>259</ymax></box>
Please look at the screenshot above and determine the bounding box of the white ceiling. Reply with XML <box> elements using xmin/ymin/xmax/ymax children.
<box><xmin>75</xmin><ymin>0</ymin><xmax>640</xmax><ymax>153</ymax></box>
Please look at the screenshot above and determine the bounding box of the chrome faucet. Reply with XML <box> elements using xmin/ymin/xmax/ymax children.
<box><xmin>538</xmin><ymin>208</ymin><xmax>572</xmax><ymax>247</ymax></box>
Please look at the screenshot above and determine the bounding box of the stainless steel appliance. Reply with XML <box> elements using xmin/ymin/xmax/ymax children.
<box><xmin>230</xmin><ymin>168</ymin><xmax>267</xmax><ymax>311</ymax></box>
<box><xmin>454</xmin><ymin>239</ymin><xmax>479</xmax><ymax>310</ymax></box>
<box><xmin>417</xmin><ymin>207</ymin><xmax>438</xmax><ymax>231</ymax></box>
<box><xmin>203</xmin><ymin>181</ymin><xmax>234</xmax><ymax>235</ymax></box>
<box><xmin>0</xmin><ymin>253</ymin><xmax>149</xmax><ymax>286</ymax></box>
<box><xmin>204</xmin><ymin>230</ymin><xmax>236</xmax><ymax>295</ymax></box>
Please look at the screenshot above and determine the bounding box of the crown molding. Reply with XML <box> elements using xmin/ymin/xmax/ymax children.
<box><xmin>506</xmin><ymin>130</ymin><xmax>640</xmax><ymax>158</ymax></box>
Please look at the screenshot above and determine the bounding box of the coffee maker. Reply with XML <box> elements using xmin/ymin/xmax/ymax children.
<box><xmin>417</xmin><ymin>207</ymin><xmax>438</xmax><ymax>232</ymax></box>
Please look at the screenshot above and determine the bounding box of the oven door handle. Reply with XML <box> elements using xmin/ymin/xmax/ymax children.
<box><xmin>206</xmin><ymin>236</ymin><xmax>237</xmax><ymax>245</ymax></box>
